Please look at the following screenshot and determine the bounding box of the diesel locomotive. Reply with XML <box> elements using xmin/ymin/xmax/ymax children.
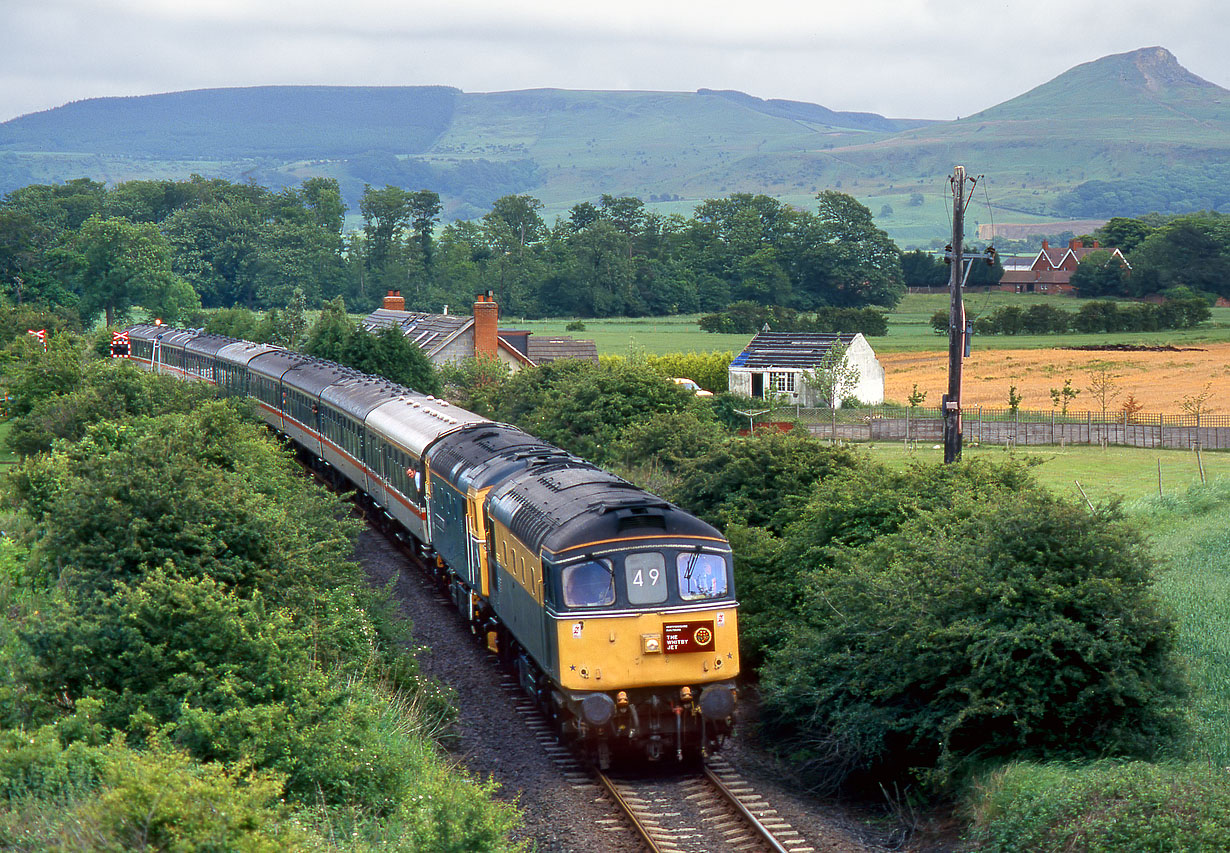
<box><xmin>119</xmin><ymin>323</ymin><xmax>740</xmax><ymax>765</ymax></box>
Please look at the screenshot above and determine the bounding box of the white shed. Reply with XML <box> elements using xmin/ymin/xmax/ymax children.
<box><xmin>727</xmin><ymin>332</ymin><xmax>884</xmax><ymax>408</ymax></box>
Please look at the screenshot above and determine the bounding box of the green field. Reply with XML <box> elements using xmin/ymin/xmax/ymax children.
<box><xmin>1139</xmin><ymin>481</ymin><xmax>1230</xmax><ymax>765</ymax></box>
<box><xmin>862</xmin><ymin>442</ymin><xmax>1229</xmax><ymax>505</ymax></box>
<box><xmin>504</xmin><ymin>295</ymin><xmax>1230</xmax><ymax>356</ymax></box>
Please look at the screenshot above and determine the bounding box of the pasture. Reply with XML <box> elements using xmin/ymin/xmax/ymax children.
<box><xmin>864</xmin><ymin>442</ymin><xmax>1229</xmax><ymax>505</ymax></box>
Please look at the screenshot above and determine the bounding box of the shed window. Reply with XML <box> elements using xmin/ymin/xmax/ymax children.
<box><xmin>770</xmin><ymin>372</ymin><xmax>795</xmax><ymax>393</ymax></box>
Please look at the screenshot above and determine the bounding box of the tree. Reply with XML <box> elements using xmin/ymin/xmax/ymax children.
<box><xmin>0</xmin><ymin>210</ymin><xmax>52</xmax><ymax>304</ymax></box>
<box><xmin>1071</xmin><ymin>249</ymin><xmax>1129</xmax><ymax>298</ymax></box>
<box><xmin>359</xmin><ymin>184</ymin><xmax>414</xmax><ymax>285</ymax></box>
<box><xmin>408</xmin><ymin>189</ymin><xmax>442</xmax><ymax>267</ymax></box>
<box><xmin>302</xmin><ymin>296</ymin><xmax>354</xmax><ymax>363</ymax></box>
<box><xmin>901</xmin><ymin>249</ymin><xmax>948</xmax><ymax>288</ymax></box>
<box><xmin>1095</xmin><ymin>217</ymin><xmax>1153</xmax><ymax>254</ymax></box>
<box><xmin>73</xmin><ymin>215</ymin><xmax>199</xmax><ymax>326</ymax></box>
<box><xmin>346</xmin><ymin>326</ymin><xmax>441</xmax><ymax>395</ymax></box>
<box><xmin>806</xmin><ymin>191</ymin><xmax>904</xmax><ymax>308</ymax></box>
<box><xmin>803</xmin><ymin>341</ymin><xmax>859</xmax><ymax>409</ymax></box>
<box><xmin>484</xmin><ymin>194</ymin><xmax>545</xmax><ymax>256</ymax></box>
<box><xmin>1086</xmin><ymin>365</ymin><xmax>1123</xmax><ymax>421</ymax></box>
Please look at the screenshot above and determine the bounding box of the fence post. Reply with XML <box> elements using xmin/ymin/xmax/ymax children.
<box><xmin>1051</xmin><ymin>410</ymin><xmax>1056</xmax><ymax>446</ymax></box>
<box><xmin>1158</xmin><ymin>413</ymin><xmax>1164</xmax><ymax>449</ymax></box>
<box><xmin>905</xmin><ymin>406</ymin><xmax>910</xmax><ymax>444</ymax></box>
<box><xmin>978</xmin><ymin>406</ymin><xmax>983</xmax><ymax>445</ymax></box>
<box><xmin>1087</xmin><ymin>411</ymin><xmax>1091</xmax><ymax>445</ymax></box>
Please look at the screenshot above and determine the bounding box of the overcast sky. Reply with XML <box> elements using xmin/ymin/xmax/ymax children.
<box><xmin>2</xmin><ymin>0</ymin><xmax>1225</xmax><ymax>124</ymax></box>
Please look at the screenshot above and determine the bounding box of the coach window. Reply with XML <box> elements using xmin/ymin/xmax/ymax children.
<box><xmin>563</xmin><ymin>559</ymin><xmax>615</xmax><ymax>608</ymax></box>
<box><xmin>677</xmin><ymin>552</ymin><xmax>728</xmax><ymax>601</ymax></box>
<box><xmin>625</xmin><ymin>552</ymin><xmax>667</xmax><ymax>605</ymax></box>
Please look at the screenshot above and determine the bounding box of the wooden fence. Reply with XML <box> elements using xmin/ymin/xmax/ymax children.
<box><xmin>792</xmin><ymin>405</ymin><xmax>1230</xmax><ymax>450</ymax></box>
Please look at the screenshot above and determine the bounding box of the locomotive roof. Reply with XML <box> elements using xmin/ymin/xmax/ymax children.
<box><xmin>488</xmin><ymin>461</ymin><xmax>724</xmax><ymax>557</ymax></box>
<box><xmin>366</xmin><ymin>395</ymin><xmax>488</xmax><ymax>456</ymax></box>
<box><xmin>427</xmin><ymin>422</ymin><xmax>572</xmax><ymax>494</ymax></box>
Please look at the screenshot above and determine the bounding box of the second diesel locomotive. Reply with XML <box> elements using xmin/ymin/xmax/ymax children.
<box><xmin>120</xmin><ymin>323</ymin><xmax>739</xmax><ymax>765</ymax></box>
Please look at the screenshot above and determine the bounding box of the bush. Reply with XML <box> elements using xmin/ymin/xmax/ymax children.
<box><xmin>966</xmin><ymin>761</ymin><xmax>1230</xmax><ymax>852</ymax></box>
<box><xmin>640</xmin><ymin>350</ymin><xmax>734</xmax><ymax>394</ymax></box>
<box><xmin>5</xmin><ymin>359</ymin><xmax>216</xmax><ymax>456</ymax></box>
<box><xmin>668</xmin><ymin>430</ymin><xmax>864</xmax><ymax>534</ymax></box>
<box><xmin>734</xmin><ymin>459</ymin><xmax>1039</xmax><ymax>667</ymax></box>
<box><xmin>478</xmin><ymin>358</ymin><xmax>701</xmax><ymax>464</ymax></box>
<box><xmin>0</xmin><ymin>738</ymin><xmax>299</xmax><ymax>852</ymax></box>
<box><xmin>757</xmin><ymin>486</ymin><xmax>1185</xmax><ymax>792</ymax></box>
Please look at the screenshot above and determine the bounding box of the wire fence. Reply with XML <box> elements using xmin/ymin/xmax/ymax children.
<box><xmin>786</xmin><ymin>405</ymin><xmax>1230</xmax><ymax>450</ymax></box>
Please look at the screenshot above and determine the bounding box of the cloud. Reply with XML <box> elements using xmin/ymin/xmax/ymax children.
<box><xmin>1</xmin><ymin>0</ymin><xmax>1227</xmax><ymax>122</ymax></box>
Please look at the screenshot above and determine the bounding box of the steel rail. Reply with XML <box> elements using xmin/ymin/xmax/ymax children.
<box><xmin>703</xmin><ymin>764</ymin><xmax>793</xmax><ymax>853</ymax></box>
<box><xmin>594</xmin><ymin>770</ymin><xmax>664</xmax><ymax>853</ymax></box>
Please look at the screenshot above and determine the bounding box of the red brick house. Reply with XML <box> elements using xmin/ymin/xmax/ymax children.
<box><xmin>999</xmin><ymin>239</ymin><xmax>1130</xmax><ymax>294</ymax></box>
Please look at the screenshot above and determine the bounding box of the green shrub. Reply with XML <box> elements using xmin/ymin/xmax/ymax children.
<box><xmin>966</xmin><ymin>761</ymin><xmax>1230</xmax><ymax>852</ymax></box>
<box><xmin>6</xmin><ymin>359</ymin><xmax>216</xmax><ymax>456</ymax></box>
<box><xmin>642</xmin><ymin>351</ymin><xmax>734</xmax><ymax>394</ymax></box>
<box><xmin>758</xmin><ymin>488</ymin><xmax>1185</xmax><ymax>792</ymax></box>
<box><xmin>607</xmin><ymin>409</ymin><xmax>729</xmax><ymax>475</ymax></box>
<box><xmin>477</xmin><ymin>358</ymin><xmax>701</xmax><ymax>464</ymax></box>
<box><xmin>0</xmin><ymin>738</ymin><xmax>301</xmax><ymax>852</ymax></box>
<box><xmin>668</xmin><ymin>429</ymin><xmax>864</xmax><ymax>533</ymax></box>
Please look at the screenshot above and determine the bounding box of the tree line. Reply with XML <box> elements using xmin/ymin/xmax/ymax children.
<box><xmin>930</xmin><ymin>290</ymin><xmax>1211</xmax><ymax>336</ymax></box>
<box><xmin>0</xmin><ymin>177</ymin><xmax>906</xmax><ymax>327</ymax></box>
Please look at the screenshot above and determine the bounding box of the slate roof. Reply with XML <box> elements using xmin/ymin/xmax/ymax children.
<box><xmin>730</xmin><ymin>332</ymin><xmax>859</xmax><ymax>370</ymax></box>
<box><xmin>526</xmin><ymin>336</ymin><xmax>599</xmax><ymax>364</ymax></box>
<box><xmin>361</xmin><ymin>309</ymin><xmax>470</xmax><ymax>354</ymax></box>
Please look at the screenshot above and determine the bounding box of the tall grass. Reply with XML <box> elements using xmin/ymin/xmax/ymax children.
<box><xmin>1131</xmin><ymin>477</ymin><xmax>1230</xmax><ymax>765</ymax></box>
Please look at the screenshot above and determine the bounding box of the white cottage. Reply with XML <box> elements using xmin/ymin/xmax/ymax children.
<box><xmin>727</xmin><ymin>332</ymin><xmax>884</xmax><ymax>408</ymax></box>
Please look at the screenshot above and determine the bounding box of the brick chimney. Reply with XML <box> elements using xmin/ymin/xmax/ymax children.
<box><xmin>1041</xmin><ymin>240</ymin><xmax>1049</xmax><ymax>250</ymax></box>
<box><xmin>1069</xmin><ymin>238</ymin><xmax>1083</xmax><ymax>249</ymax></box>
<box><xmin>473</xmin><ymin>290</ymin><xmax>499</xmax><ymax>360</ymax></box>
<box><xmin>382</xmin><ymin>289</ymin><xmax>405</xmax><ymax>311</ymax></box>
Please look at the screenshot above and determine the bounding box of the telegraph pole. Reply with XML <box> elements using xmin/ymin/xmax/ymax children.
<box><xmin>942</xmin><ymin>167</ymin><xmax>995</xmax><ymax>464</ymax></box>
<box><xmin>943</xmin><ymin>166</ymin><xmax>968</xmax><ymax>464</ymax></box>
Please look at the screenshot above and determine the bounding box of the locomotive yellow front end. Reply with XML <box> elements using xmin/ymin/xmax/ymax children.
<box><xmin>549</xmin><ymin>540</ymin><xmax>740</xmax><ymax>763</ymax></box>
<box><xmin>485</xmin><ymin>454</ymin><xmax>742</xmax><ymax>767</ymax></box>
<box><xmin>555</xmin><ymin>536</ymin><xmax>738</xmax><ymax>763</ymax></box>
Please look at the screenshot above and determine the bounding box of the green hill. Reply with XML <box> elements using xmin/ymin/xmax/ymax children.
<box><xmin>1</xmin><ymin>47</ymin><xmax>1226</xmax><ymax>238</ymax></box>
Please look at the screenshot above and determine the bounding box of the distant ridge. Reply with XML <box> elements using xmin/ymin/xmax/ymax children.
<box><xmin>0</xmin><ymin>86</ymin><xmax>461</xmax><ymax>158</ymax></box>
<box><xmin>0</xmin><ymin>48</ymin><xmax>1226</xmax><ymax>230</ymax></box>
<box><xmin>695</xmin><ymin>89</ymin><xmax>928</xmax><ymax>132</ymax></box>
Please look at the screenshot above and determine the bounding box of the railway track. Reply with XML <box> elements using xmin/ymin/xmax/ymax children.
<box><xmin>593</xmin><ymin>757</ymin><xmax>814</xmax><ymax>853</ymax></box>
